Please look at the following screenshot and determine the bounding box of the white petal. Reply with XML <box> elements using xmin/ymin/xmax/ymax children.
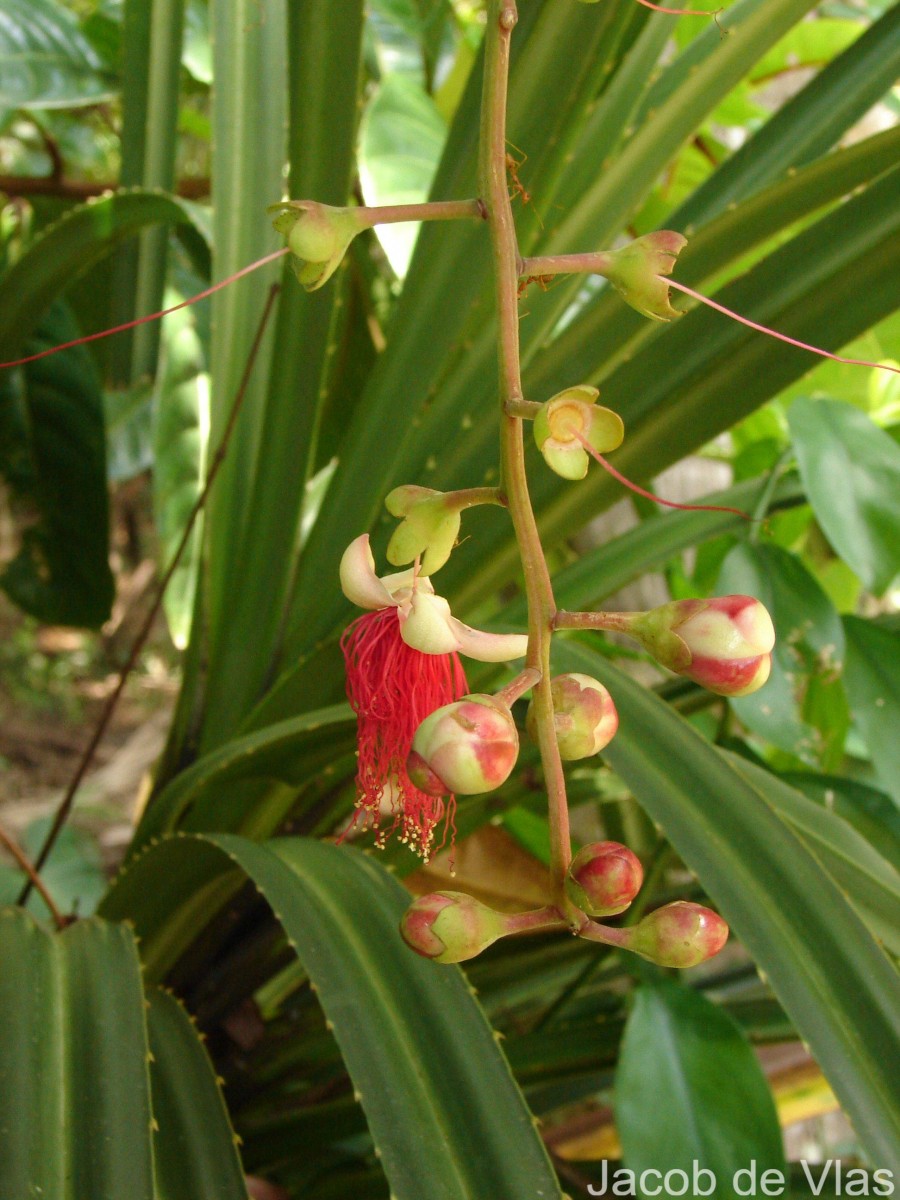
<box><xmin>448</xmin><ymin>617</ymin><xmax>528</xmax><ymax>663</ymax></box>
<box><xmin>339</xmin><ymin>535</ymin><xmax>395</xmax><ymax>610</ymax></box>
<box><xmin>381</xmin><ymin>569</ymin><xmax>435</xmax><ymax>597</ymax></box>
<box><xmin>400</xmin><ymin>592</ymin><xmax>459</xmax><ymax>654</ymax></box>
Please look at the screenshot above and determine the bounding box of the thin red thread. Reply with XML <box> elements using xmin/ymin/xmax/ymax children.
<box><xmin>0</xmin><ymin>247</ymin><xmax>289</xmax><ymax>370</ymax></box>
<box><xmin>573</xmin><ymin>430</ymin><xmax>751</xmax><ymax>518</ymax></box>
<box><xmin>665</xmin><ymin>277</ymin><xmax>900</xmax><ymax>377</ymax></box>
<box><xmin>636</xmin><ymin>0</ymin><xmax>721</xmax><ymax>14</ymax></box>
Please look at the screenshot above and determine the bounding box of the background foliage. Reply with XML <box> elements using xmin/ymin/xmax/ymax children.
<box><xmin>1</xmin><ymin>0</ymin><xmax>899</xmax><ymax>1196</ymax></box>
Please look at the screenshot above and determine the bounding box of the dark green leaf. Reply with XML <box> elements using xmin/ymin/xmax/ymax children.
<box><xmin>0</xmin><ymin>301</ymin><xmax>114</xmax><ymax>626</ymax></box>
<box><xmin>789</xmin><ymin>396</ymin><xmax>900</xmax><ymax>594</ymax></box>
<box><xmin>616</xmin><ymin>981</ymin><xmax>785</xmax><ymax>1194</ymax></box>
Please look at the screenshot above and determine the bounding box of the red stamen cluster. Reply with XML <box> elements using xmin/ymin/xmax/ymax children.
<box><xmin>340</xmin><ymin>607</ymin><xmax>468</xmax><ymax>858</ymax></box>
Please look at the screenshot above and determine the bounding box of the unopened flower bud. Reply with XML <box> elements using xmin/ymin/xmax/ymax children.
<box><xmin>268</xmin><ymin>200</ymin><xmax>365</xmax><ymax>291</ymax></box>
<box><xmin>526</xmin><ymin>673</ymin><xmax>618</xmax><ymax>760</ymax></box>
<box><xmin>624</xmin><ymin>595</ymin><xmax>775</xmax><ymax>697</ymax></box>
<box><xmin>400</xmin><ymin>891</ymin><xmax>507</xmax><ymax>963</ymax></box>
<box><xmin>533</xmin><ymin>385</ymin><xmax>624</xmax><ymax>481</ymax></box>
<box><xmin>385</xmin><ymin>486</ymin><xmax>461</xmax><ymax>575</ymax></box>
<box><xmin>600</xmin><ymin>231</ymin><xmax>687</xmax><ymax>322</ymax></box>
<box><xmin>627</xmin><ymin>901</ymin><xmax>729</xmax><ymax>968</ymax></box>
<box><xmin>566</xmin><ymin>841</ymin><xmax>642</xmax><ymax>917</ymax></box>
<box><xmin>407</xmin><ymin>694</ymin><xmax>519</xmax><ymax>796</ymax></box>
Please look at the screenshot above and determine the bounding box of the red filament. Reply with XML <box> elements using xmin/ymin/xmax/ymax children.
<box><xmin>340</xmin><ymin>607</ymin><xmax>468</xmax><ymax>858</ymax></box>
<box><xmin>574</xmin><ymin>431</ymin><xmax>752</xmax><ymax>519</ymax></box>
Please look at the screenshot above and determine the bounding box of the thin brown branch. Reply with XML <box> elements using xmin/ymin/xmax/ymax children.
<box><xmin>17</xmin><ymin>283</ymin><xmax>281</xmax><ymax>905</ymax></box>
<box><xmin>0</xmin><ymin>175</ymin><xmax>212</xmax><ymax>201</ymax></box>
<box><xmin>0</xmin><ymin>824</ymin><xmax>66</xmax><ymax>929</ymax></box>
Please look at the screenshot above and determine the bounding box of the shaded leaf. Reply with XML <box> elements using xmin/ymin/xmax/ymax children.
<box><xmin>0</xmin><ymin>301</ymin><xmax>114</xmax><ymax>626</ymax></box>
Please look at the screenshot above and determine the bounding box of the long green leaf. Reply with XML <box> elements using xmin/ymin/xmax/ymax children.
<box><xmin>197</xmin><ymin>0</ymin><xmax>365</xmax><ymax>749</ymax></box>
<box><xmin>203</xmin><ymin>0</ymin><xmax>286</xmax><ymax>705</ymax></box>
<box><xmin>0</xmin><ymin>909</ymin><xmax>156</xmax><ymax>1200</ymax></box>
<box><xmin>550</xmin><ymin>640</ymin><xmax>900</xmax><ymax>1174</ymax></box>
<box><xmin>724</xmin><ymin>752</ymin><xmax>900</xmax><ymax>956</ymax></box>
<box><xmin>102</xmin><ymin>834</ymin><xmax>564</xmax><ymax>1200</ymax></box>
<box><xmin>147</xmin><ymin>987</ymin><xmax>250</xmax><ymax>1200</ymax></box>
<box><xmin>131</xmin><ymin>703</ymin><xmax>355</xmax><ymax>853</ymax></box>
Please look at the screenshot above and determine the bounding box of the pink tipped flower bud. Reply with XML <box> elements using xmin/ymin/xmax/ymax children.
<box><xmin>565</xmin><ymin>841</ymin><xmax>643</xmax><ymax>917</ymax></box>
<box><xmin>400</xmin><ymin>891</ymin><xmax>507</xmax><ymax>963</ymax></box>
<box><xmin>533</xmin><ymin>385</ymin><xmax>624</xmax><ymax>481</ymax></box>
<box><xmin>407</xmin><ymin>694</ymin><xmax>519</xmax><ymax>796</ymax></box>
<box><xmin>627</xmin><ymin>901</ymin><xmax>729</xmax><ymax>968</ymax></box>
<box><xmin>525</xmin><ymin>673</ymin><xmax>618</xmax><ymax>760</ymax></box>
<box><xmin>268</xmin><ymin>200</ymin><xmax>365</xmax><ymax>291</ymax></box>
<box><xmin>600</xmin><ymin>231</ymin><xmax>687</xmax><ymax>322</ymax></box>
<box><xmin>625</xmin><ymin>595</ymin><xmax>775</xmax><ymax>697</ymax></box>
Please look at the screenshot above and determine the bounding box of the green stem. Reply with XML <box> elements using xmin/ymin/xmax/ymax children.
<box><xmin>519</xmin><ymin>251</ymin><xmax>613</xmax><ymax>278</ymax></box>
<box><xmin>356</xmin><ymin>199</ymin><xmax>486</xmax><ymax>227</ymax></box>
<box><xmin>479</xmin><ymin>0</ymin><xmax>573</xmax><ymax>906</ymax></box>
<box><xmin>501</xmin><ymin>905</ymin><xmax>569</xmax><ymax>936</ymax></box>
<box><xmin>446</xmin><ymin>485</ymin><xmax>507</xmax><ymax>511</ymax></box>
<box><xmin>495</xmin><ymin>667</ymin><xmax>541</xmax><ymax>707</ymax></box>
<box><xmin>504</xmin><ymin>398</ymin><xmax>542</xmax><ymax>420</ymax></box>
<box><xmin>554</xmin><ymin>610</ymin><xmax>634</xmax><ymax>633</ymax></box>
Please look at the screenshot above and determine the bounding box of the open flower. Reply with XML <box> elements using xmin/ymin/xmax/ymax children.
<box><xmin>340</xmin><ymin>534</ymin><xmax>528</xmax><ymax>662</ymax></box>
<box><xmin>533</xmin><ymin>385</ymin><xmax>624</xmax><ymax>481</ymax></box>
<box><xmin>340</xmin><ymin>535</ymin><xmax>527</xmax><ymax>858</ymax></box>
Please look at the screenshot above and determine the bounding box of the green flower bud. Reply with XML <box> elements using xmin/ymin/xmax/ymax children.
<box><xmin>385</xmin><ymin>486</ymin><xmax>461</xmax><ymax>576</ymax></box>
<box><xmin>400</xmin><ymin>891</ymin><xmax>507</xmax><ymax>963</ymax></box>
<box><xmin>407</xmin><ymin>694</ymin><xmax>519</xmax><ymax>796</ymax></box>
<box><xmin>601</xmin><ymin>231</ymin><xmax>687</xmax><ymax>322</ymax></box>
<box><xmin>565</xmin><ymin>841</ymin><xmax>643</xmax><ymax>917</ymax></box>
<box><xmin>268</xmin><ymin>200</ymin><xmax>365</xmax><ymax>291</ymax></box>
<box><xmin>533</xmin><ymin>385</ymin><xmax>624</xmax><ymax>481</ymax></box>
<box><xmin>525</xmin><ymin>673</ymin><xmax>618</xmax><ymax>760</ymax></box>
<box><xmin>627</xmin><ymin>901</ymin><xmax>729</xmax><ymax>968</ymax></box>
